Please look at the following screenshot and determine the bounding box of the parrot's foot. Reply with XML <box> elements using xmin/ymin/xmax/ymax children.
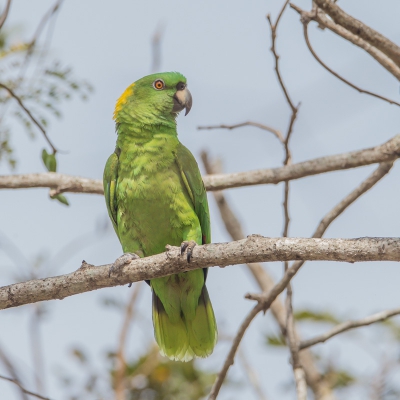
<box><xmin>109</xmin><ymin>253</ymin><xmax>140</xmax><ymax>287</ymax></box>
<box><xmin>180</xmin><ymin>240</ymin><xmax>197</xmax><ymax>263</ymax></box>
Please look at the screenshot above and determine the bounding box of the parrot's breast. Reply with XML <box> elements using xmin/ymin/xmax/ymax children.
<box><xmin>116</xmin><ymin>134</ymin><xmax>201</xmax><ymax>257</ymax></box>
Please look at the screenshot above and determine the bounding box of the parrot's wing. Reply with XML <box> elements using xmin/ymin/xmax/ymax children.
<box><xmin>103</xmin><ymin>151</ymin><xmax>119</xmax><ymax>237</ymax></box>
<box><xmin>175</xmin><ymin>143</ymin><xmax>211</xmax><ymax>245</ymax></box>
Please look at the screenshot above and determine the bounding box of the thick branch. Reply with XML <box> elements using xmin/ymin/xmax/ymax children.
<box><xmin>313</xmin><ymin>0</ymin><xmax>400</xmax><ymax>68</ymax></box>
<box><xmin>1</xmin><ymin>236</ymin><xmax>400</xmax><ymax>309</ymax></box>
<box><xmin>1</xmin><ymin>134</ymin><xmax>400</xmax><ymax>194</ymax></box>
<box><xmin>299</xmin><ymin>307</ymin><xmax>400</xmax><ymax>350</ymax></box>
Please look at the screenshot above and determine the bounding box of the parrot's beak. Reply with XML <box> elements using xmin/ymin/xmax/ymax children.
<box><xmin>173</xmin><ymin>87</ymin><xmax>192</xmax><ymax>116</ymax></box>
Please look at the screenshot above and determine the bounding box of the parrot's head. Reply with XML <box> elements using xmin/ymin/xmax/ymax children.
<box><xmin>113</xmin><ymin>71</ymin><xmax>192</xmax><ymax>127</ymax></box>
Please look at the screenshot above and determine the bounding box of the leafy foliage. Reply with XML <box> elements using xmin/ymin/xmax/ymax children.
<box><xmin>58</xmin><ymin>344</ymin><xmax>218</xmax><ymax>400</ymax></box>
<box><xmin>0</xmin><ymin>27</ymin><xmax>92</xmax><ymax>169</ymax></box>
<box><xmin>117</xmin><ymin>346</ymin><xmax>216</xmax><ymax>400</ymax></box>
<box><xmin>294</xmin><ymin>309</ymin><xmax>341</xmax><ymax>324</ymax></box>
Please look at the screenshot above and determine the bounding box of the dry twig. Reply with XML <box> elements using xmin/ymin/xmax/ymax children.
<box><xmin>299</xmin><ymin>307</ymin><xmax>400</xmax><ymax>350</ymax></box>
<box><xmin>201</xmin><ymin>152</ymin><xmax>334</xmax><ymax>399</ymax></box>
<box><xmin>0</xmin><ymin>375</ymin><xmax>51</xmax><ymax>400</ymax></box>
<box><xmin>198</xmin><ymin>121</ymin><xmax>284</xmax><ymax>143</ymax></box>
<box><xmin>290</xmin><ymin>4</ymin><xmax>400</xmax><ymax>82</ymax></box>
<box><xmin>0</xmin><ymin>0</ymin><xmax>11</xmax><ymax>31</ymax></box>
<box><xmin>290</xmin><ymin>4</ymin><xmax>400</xmax><ymax>105</ymax></box>
<box><xmin>0</xmin><ymin>83</ymin><xmax>58</xmax><ymax>153</ymax></box>
<box><xmin>114</xmin><ymin>283</ymin><xmax>142</xmax><ymax>400</ymax></box>
<box><xmin>313</xmin><ymin>0</ymin><xmax>400</xmax><ymax>67</ymax></box>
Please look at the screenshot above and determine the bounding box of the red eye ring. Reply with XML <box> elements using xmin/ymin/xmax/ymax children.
<box><xmin>153</xmin><ymin>79</ymin><xmax>165</xmax><ymax>90</ymax></box>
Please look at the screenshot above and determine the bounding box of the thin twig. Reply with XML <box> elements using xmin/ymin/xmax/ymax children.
<box><xmin>114</xmin><ymin>283</ymin><xmax>142</xmax><ymax>400</ymax></box>
<box><xmin>208</xmin><ymin>254</ymin><xmax>308</xmax><ymax>400</ymax></box>
<box><xmin>0</xmin><ymin>375</ymin><xmax>51</xmax><ymax>400</ymax></box>
<box><xmin>198</xmin><ymin>121</ymin><xmax>284</xmax><ymax>143</ymax></box>
<box><xmin>201</xmin><ymin>151</ymin><xmax>334</xmax><ymax>399</ymax></box>
<box><xmin>293</xmin><ymin>6</ymin><xmax>400</xmax><ymax>107</ymax></box>
<box><xmin>299</xmin><ymin>307</ymin><xmax>400</xmax><ymax>350</ymax></box>
<box><xmin>0</xmin><ymin>83</ymin><xmax>57</xmax><ymax>153</ymax></box>
<box><xmin>0</xmin><ymin>0</ymin><xmax>11</xmax><ymax>31</ymax></box>
<box><xmin>312</xmin><ymin>0</ymin><xmax>400</xmax><ymax>67</ymax></box>
<box><xmin>268</xmin><ymin>2</ymin><xmax>305</xmax><ymax>397</ymax></box>
<box><xmin>238</xmin><ymin>349</ymin><xmax>268</xmax><ymax>400</ymax></box>
<box><xmin>0</xmin><ymin>346</ymin><xmax>29</xmax><ymax>400</ymax></box>
<box><xmin>312</xmin><ymin>162</ymin><xmax>394</xmax><ymax>238</ymax></box>
<box><xmin>290</xmin><ymin>3</ymin><xmax>400</xmax><ymax>82</ymax></box>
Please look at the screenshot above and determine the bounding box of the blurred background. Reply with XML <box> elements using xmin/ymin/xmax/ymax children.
<box><xmin>1</xmin><ymin>0</ymin><xmax>400</xmax><ymax>399</ymax></box>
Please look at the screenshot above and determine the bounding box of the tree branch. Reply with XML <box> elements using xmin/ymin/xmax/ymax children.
<box><xmin>294</xmin><ymin>7</ymin><xmax>400</xmax><ymax>107</ymax></box>
<box><xmin>0</xmin><ymin>375</ymin><xmax>51</xmax><ymax>400</ymax></box>
<box><xmin>197</xmin><ymin>121</ymin><xmax>284</xmax><ymax>143</ymax></box>
<box><xmin>1</xmin><ymin>134</ymin><xmax>400</xmax><ymax>193</ymax></box>
<box><xmin>0</xmin><ymin>83</ymin><xmax>58</xmax><ymax>153</ymax></box>
<box><xmin>312</xmin><ymin>0</ymin><xmax>400</xmax><ymax>68</ymax></box>
<box><xmin>299</xmin><ymin>307</ymin><xmax>400</xmax><ymax>350</ymax></box>
<box><xmin>0</xmin><ymin>0</ymin><xmax>12</xmax><ymax>31</ymax></box>
<box><xmin>1</xmin><ymin>236</ymin><xmax>399</xmax><ymax>312</ymax></box>
<box><xmin>290</xmin><ymin>4</ymin><xmax>400</xmax><ymax>81</ymax></box>
<box><xmin>201</xmin><ymin>152</ymin><xmax>335</xmax><ymax>399</ymax></box>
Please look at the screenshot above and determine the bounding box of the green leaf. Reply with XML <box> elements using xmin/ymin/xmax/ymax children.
<box><xmin>41</xmin><ymin>148</ymin><xmax>57</xmax><ymax>172</ymax></box>
<box><xmin>51</xmin><ymin>193</ymin><xmax>69</xmax><ymax>206</ymax></box>
<box><xmin>265</xmin><ymin>334</ymin><xmax>286</xmax><ymax>347</ymax></box>
<box><xmin>294</xmin><ymin>309</ymin><xmax>340</xmax><ymax>324</ymax></box>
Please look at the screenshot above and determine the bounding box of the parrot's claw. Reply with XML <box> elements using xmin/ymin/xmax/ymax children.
<box><xmin>180</xmin><ymin>240</ymin><xmax>197</xmax><ymax>263</ymax></box>
<box><xmin>109</xmin><ymin>253</ymin><xmax>140</xmax><ymax>287</ymax></box>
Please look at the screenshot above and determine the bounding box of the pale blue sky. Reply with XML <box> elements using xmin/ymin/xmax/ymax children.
<box><xmin>1</xmin><ymin>1</ymin><xmax>400</xmax><ymax>399</ymax></box>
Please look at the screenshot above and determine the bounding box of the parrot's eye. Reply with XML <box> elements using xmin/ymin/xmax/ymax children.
<box><xmin>153</xmin><ymin>79</ymin><xmax>165</xmax><ymax>90</ymax></box>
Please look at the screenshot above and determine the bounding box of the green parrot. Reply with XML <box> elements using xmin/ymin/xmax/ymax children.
<box><xmin>103</xmin><ymin>72</ymin><xmax>217</xmax><ymax>361</ymax></box>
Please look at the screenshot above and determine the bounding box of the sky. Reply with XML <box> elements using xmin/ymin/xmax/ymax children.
<box><xmin>1</xmin><ymin>0</ymin><xmax>400</xmax><ymax>399</ymax></box>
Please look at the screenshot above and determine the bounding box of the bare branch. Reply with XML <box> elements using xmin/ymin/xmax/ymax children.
<box><xmin>267</xmin><ymin>2</ymin><xmax>305</xmax><ymax>395</ymax></box>
<box><xmin>299</xmin><ymin>307</ymin><xmax>400</xmax><ymax>350</ymax></box>
<box><xmin>290</xmin><ymin>5</ymin><xmax>400</xmax><ymax>106</ymax></box>
<box><xmin>208</xmin><ymin>244</ymin><xmax>310</xmax><ymax>400</ymax></box>
<box><xmin>0</xmin><ymin>375</ymin><xmax>51</xmax><ymax>400</ymax></box>
<box><xmin>313</xmin><ymin>0</ymin><xmax>400</xmax><ymax>67</ymax></box>
<box><xmin>0</xmin><ymin>172</ymin><xmax>103</xmax><ymax>194</ymax></box>
<box><xmin>1</xmin><ymin>237</ymin><xmax>400</xmax><ymax>311</ymax></box>
<box><xmin>267</xmin><ymin>1</ymin><xmax>296</xmax><ymax>113</ymax></box>
<box><xmin>0</xmin><ymin>83</ymin><xmax>58</xmax><ymax>153</ymax></box>
<box><xmin>1</xmin><ymin>134</ymin><xmax>400</xmax><ymax>194</ymax></box>
<box><xmin>0</xmin><ymin>346</ymin><xmax>29</xmax><ymax>400</ymax></box>
<box><xmin>198</xmin><ymin>121</ymin><xmax>284</xmax><ymax>143</ymax></box>
<box><xmin>313</xmin><ymin>162</ymin><xmax>393</xmax><ymax>238</ymax></box>
<box><xmin>238</xmin><ymin>349</ymin><xmax>268</xmax><ymax>400</ymax></box>
<box><xmin>290</xmin><ymin>4</ymin><xmax>400</xmax><ymax>81</ymax></box>
<box><xmin>115</xmin><ymin>283</ymin><xmax>142</xmax><ymax>400</ymax></box>
<box><xmin>0</xmin><ymin>0</ymin><xmax>12</xmax><ymax>31</ymax></box>
<box><xmin>201</xmin><ymin>152</ymin><xmax>335</xmax><ymax>399</ymax></box>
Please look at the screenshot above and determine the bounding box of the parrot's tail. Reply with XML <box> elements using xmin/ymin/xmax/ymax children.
<box><xmin>152</xmin><ymin>285</ymin><xmax>217</xmax><ymax>362</ymax></box>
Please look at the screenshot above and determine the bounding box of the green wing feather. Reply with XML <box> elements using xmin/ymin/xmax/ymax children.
<box><xmin>175</xmin><ymin>143</ymin><xmax>211</xmax><ymax>245</ymax></box>
<box><xmin>103</xmin><ymin>151</ymin><xmax>119</xmax><ymax>238</ymax></box>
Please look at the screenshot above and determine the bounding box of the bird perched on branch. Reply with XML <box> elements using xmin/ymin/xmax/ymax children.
<box><xmin>103</xmin><ymin>72</ymin><xmax>217</xmax><ymax>361</ymax></box>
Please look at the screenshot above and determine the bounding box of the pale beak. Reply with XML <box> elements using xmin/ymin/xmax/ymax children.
<box><xmin>173</xmin><ymin>87</ymin><xmax>192</xmax><ymax>116</ymax></box>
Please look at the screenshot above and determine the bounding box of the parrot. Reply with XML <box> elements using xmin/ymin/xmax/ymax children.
<box><xmin>103</xmin><ymin>71</ymin><xmax>217</xmax><ymax>362</ymax></box>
